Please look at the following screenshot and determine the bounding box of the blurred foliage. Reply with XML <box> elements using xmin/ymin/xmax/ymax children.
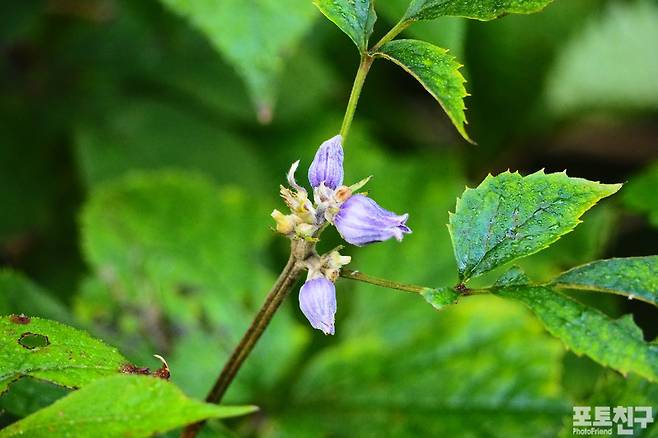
<box><xmin>158</xmin><ymin>0</ymin><xmax>317</xmax><ymax>117</ymax></box>
<box><xmin>0</xmin><ymin>0</ymin><xmax>656</xmax><ymax>435</ymax></box>
<box><xmin>271</xmin><ymin>297</ymin><xmax>568</xmax><ymax>437</ymax></box>
<box><xmin>623</xmin><ymin>161</ymin><xmax>658</xmax><ymax>228</ymax></box>
<box><xmin>546</xmin><ymin>1</ymin><xmax>658</xmax><ymax>115</ymax></box>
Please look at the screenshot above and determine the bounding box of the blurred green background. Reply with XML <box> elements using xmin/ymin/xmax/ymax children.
<box><xmin>1</xmin><ymin>0</ymin><xmax>657</xmax><ymax>436</ymax></box>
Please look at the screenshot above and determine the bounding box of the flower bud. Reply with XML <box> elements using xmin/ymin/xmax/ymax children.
<box><xmin>299</xmin><ymin>277</ymin><xmax>336</xmax><ymax>335</ymax></box>
<box><xmin>308</xmin><ymin>135</ymin><xmax>344</xmax><ymax>189</ymax></box>
<box><xmin>321</xmin><ymin>250</ymin><xmax>351</xmax><ymax>281</ymax></box>
<box><xmin>334</xmin><ymin>194</ymin><xmax>411</xmax><ymax>246</ymax></box>
<box><xmin>271</xmin><ymin>209</ymin><xmax>298</xmax><ymax>235</ymax></box>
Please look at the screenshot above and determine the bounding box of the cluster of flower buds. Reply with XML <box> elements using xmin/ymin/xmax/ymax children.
<box><xmin>272</xmin><ymin>135</ymin><xmax>411</xmax><ymax>334</ymax></box>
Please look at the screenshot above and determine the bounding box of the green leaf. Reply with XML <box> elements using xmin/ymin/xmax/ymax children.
<box><xmin>158</xmin><ymin>0</ymin><xmax>316</xmax><ymax>118</ymax></box>
<box><xmin>421</xmin><ymin>287</ymin><xmax>459</xmax><ymax>310</ymax></box>
<box><xmin>546</xmin><ymin>2</ymin><xmax>658</xmax><ymax>115</ymax></box>
<box><xmin>272</xmin><ymin>296</ymin><xmax>568</xmax><ymax>436</ymax></box>
<box><xmin>623</xmin><ymin>161</ymin><xmax>658</xmax><ymax>228</ymax></box>
<box><xmin>374</xmin><ymin>39</ymin><xmax>471</xmax><ymax>142</ymax></box>
<box><xmin>403</xmin><ymin>0</ymin><xmax>555</xmax><ymax>22</ymax></box>
<box><xmin>313</xmin><ymin>0</ymin><xmax>376</xmax><ymax>53</ymax></box>
<box><xmin>0</xmin><ymin>271</ymin><xmax>71</xmax><ymax>323</ymax></box>
<box><xmin>496</xmin><ymin>286</ymin><xmax>658</xmax><ymax>382</ymax></box>
<box><xmin>449</xmin><ymin>171</ymin><xmax>621</xmax><ymax>281</ymax></box>
<box><xmin>0</xmin><ymin>316</ymin><xmax>128</xmax><ymax>394</ymax></box>
<box><xmin>553</xmin><ymin>256</ymin><xmax>658</xmax><ymax>306</ymax></box>
<box><xmin>0</xmin><ymin>375</ymin><xmax>256</xmax><ymax>438</ymax></box>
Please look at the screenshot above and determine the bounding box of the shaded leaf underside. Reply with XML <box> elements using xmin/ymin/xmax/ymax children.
<box><xmin>0</xmin><ymin>375</ymin><xmax>256</xmax><ymax>438</ymax></box>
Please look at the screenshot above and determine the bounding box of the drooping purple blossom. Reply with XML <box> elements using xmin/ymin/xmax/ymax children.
<box><xmin>276</xmin><ymin>134</ymin><xmax>412</xmax><ymax>334</ymax></box>
<box><xmin>308</xmin><ymin>135</ymin><xmax>344</xmax><ymax>189</ymax></box>
<box><xmin>299</xmin><ymin>277</ymin><xmax>336</xmax><ymax>335</ymax></box>
<box><xmin>334</xmin><ymin>194</ymin><xmax>411</xmax><ymax>246</ymax></box>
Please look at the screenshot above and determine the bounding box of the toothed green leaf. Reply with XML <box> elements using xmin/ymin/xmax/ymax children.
<box><xmin>0</xmin><ymin>375</ymin><xmax>256</xmax><ymax>438</ymax></box>
<box><xmin>449</xmin><ymin>171</ymin><xmax>621</xmax><ymax>281</ymax></box>
<box><xmin>374</xmin><ymin>39</ymin><xmax>471</xmax><ymax>142</ymax></box>
<box><xmin>553</xmin><ymin>256</ymin><xmax>658</xmax><ymax>307</ymax></box>
<box><xmin>403</xmin><ymin>0</ymin><xmax>555</xmax><ymax>22</ymax></box>
<box><xmin>496</xmin><ymin>286</ymin><xmax>658</xmax><ymax>382</ymax></box>
<box><xmin>313</xmin><ymin>0</ymin><xmax>376</xmax><ymax>53</ymax></box>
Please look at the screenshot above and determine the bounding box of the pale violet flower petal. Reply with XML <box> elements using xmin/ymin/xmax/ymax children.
<box><xmin>299</xmin><ymin>277</ymin><xmax>336</xmax><ymax>335</ymax></box>
<box><xmin>334</xmin><ymin>194</ymin><xmax>411</xmax><ymax>246</ymax></box>
<box><xmin>308</xmin><ymin>135</ymin><xmax>344</xmax><ymax>189</ymax></box>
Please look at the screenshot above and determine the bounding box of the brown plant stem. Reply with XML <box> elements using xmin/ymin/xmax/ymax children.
<box><xmin>181</xmin><ymin>240</ymin><xmax>310</xmax><ymax>438</ymax></box>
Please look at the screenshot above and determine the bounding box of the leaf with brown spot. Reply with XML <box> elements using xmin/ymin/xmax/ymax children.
<box><xmin>0</xmin><ymin>316</ymin><xmax>128</xmax><ymax>393</ymax></box>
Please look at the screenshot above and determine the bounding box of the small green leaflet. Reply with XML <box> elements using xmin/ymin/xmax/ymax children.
<box><xmin>158</xmin><ymin>0</ymin><xmax>316</xmax><ymax>120</ymax></box>
<box><xmin>403</xmin><ymin>0</ymin><xmax>555</xmax><ymax>22</ymax></box>
<box><xmin>449</xmin><ymin>171</ymin><xmax>621</xmax><ymax>281</ymax></box>
<box><xmin>0</xmin><ymin>316</ymin><xmax>127</xmax><ymax>393</ymax></box>
<box><xmin>496</xmin><ymin>286</ymin><xmax>658</xmax><ymax>382</ymax></box>
<box><xmin>553</xmin><ymin>256</ymin><xmax>658</xmax><ymax>307</ymax></box>
<box><xmin>374</xmin><ymin>39</ymin><xmax>471</xmax><ymax>142</ymax></box>
<box><xmin>421</xmin><ymin>287</ymin><xmax>459</xmax><ymax>310</ymax></box>
<box><xmin>314</xmin><ymin>0</ymin><xmax>376</xmax><ymax>53</ymax></box>
<box><xmin>0</xmin><ymin>375</ymin><xmax>257</xmax><ymax>438</ymax></box>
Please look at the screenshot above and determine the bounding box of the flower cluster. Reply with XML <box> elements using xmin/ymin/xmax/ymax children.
<box><xmin>272</xmin><ymin>135</ymin><xmax>411</xmax><ymax>334</ymax></box>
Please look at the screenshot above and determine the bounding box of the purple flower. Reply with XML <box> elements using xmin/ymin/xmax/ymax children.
<box><xmin>299</xmin><ymin>277</ymin><xmax>336</xmax><ymax>335</ymax></box>
<box><xmin>334</xmin><ymin>194</ymin><xmax>411</xmax><ymax>246</ymax></box>
<box><xmin>308</xmin><ymin>135</ymin><xmax>344</xmax><ymax>189</ymax></box>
